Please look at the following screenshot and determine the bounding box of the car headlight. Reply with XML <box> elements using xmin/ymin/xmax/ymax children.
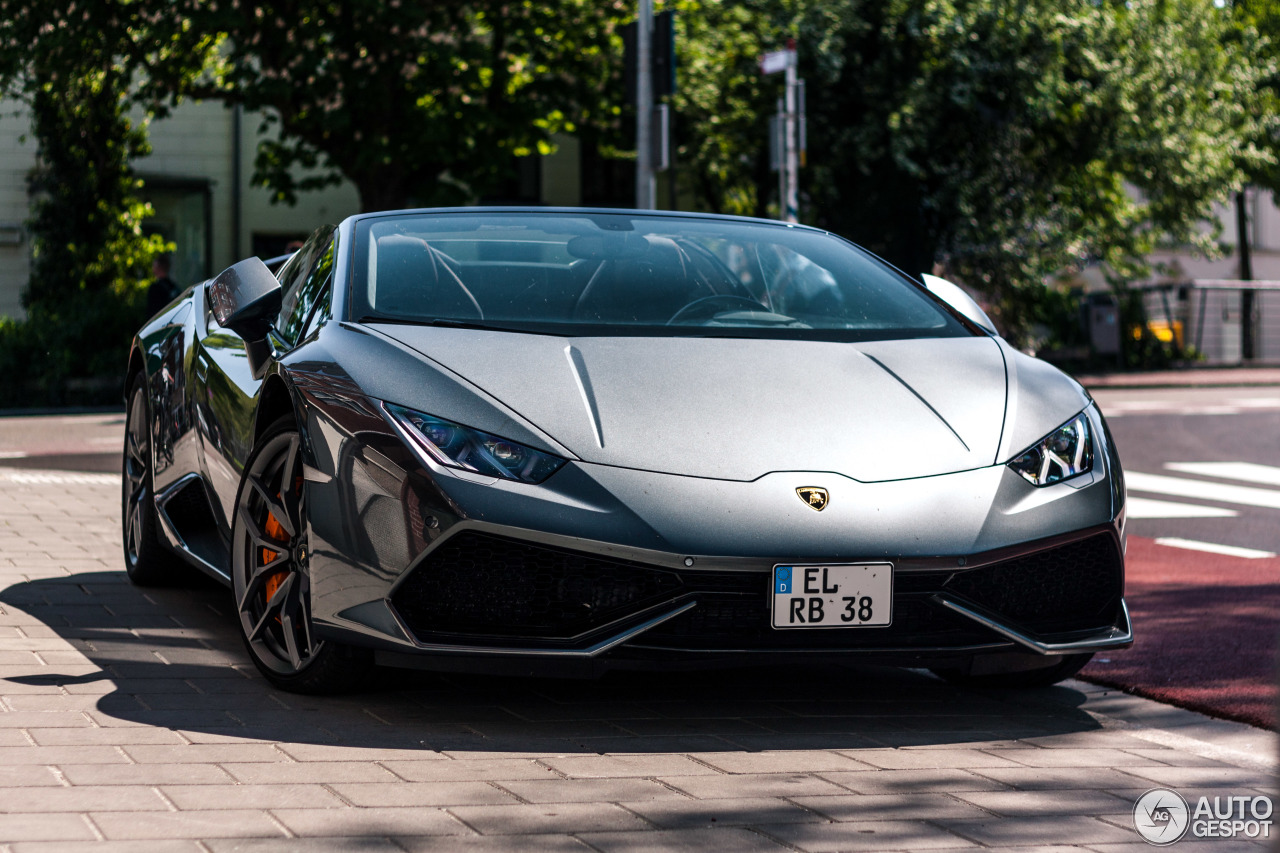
<box><xmin>1008</xmin><ymin>412</ymin><xmax>1093</xmax><ymax>487</ymax></box>
<box><xmin>385</xmin><ymin>403</ymin><xmax>566</xmax><ymax>484</ymax></box>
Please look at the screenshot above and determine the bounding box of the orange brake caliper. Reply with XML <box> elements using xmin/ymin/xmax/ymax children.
<box><xmin>261</xmin><ymin>503</ymin><xmax>290</xmax><ymax>604</ymax></box>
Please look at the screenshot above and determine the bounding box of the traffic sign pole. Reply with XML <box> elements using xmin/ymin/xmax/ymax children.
<box><xmin>635</xmin><ymin>0</ymin><xmax>656</xmax><ymax>210</ymax></box>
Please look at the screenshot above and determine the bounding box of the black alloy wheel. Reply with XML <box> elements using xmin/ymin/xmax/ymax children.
<box><xmin>232</xmin><ymin>417</ymin><xmax>370</xmax><ymax>693</ymax></box>
<box><xmin>122</xmin><ymin>375</ymin><xmax>171</xmax><ymax>585</ymax></box>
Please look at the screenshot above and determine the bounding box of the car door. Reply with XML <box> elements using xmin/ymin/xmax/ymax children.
<box><xmin>193</xmin><ymin>227</ymin><xmax>335</xmax><ymax>530</ymax></box>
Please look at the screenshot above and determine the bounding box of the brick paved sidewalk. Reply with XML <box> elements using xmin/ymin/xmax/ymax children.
<box><xmin>0</xmin><ymin>468</ymin><xmax>1274</xmax><ymax>852</ymax></box>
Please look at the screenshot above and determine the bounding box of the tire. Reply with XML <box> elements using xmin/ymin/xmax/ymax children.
<box><xmin>122</xmin><ymin>374</ymin><xmax>172</xmax><ymax>585</ymax></box>
<box><xmin>231</xmin><ymin>417</ymin><xmax>371</xmax><ymax>693</ymax></box>
<box><xmin>930</xmin><ymin>652</ymin><xmax>1094</xmax><ymax>688</ymax></box>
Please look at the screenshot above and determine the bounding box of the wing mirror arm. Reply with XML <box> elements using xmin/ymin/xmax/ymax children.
<box><xmin>206</xmin><ymin>257</ymin><xmax>284</xmax><ymax>379</ymax></box>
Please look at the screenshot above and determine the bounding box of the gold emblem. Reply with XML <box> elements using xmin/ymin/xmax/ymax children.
<box><xmin>796</xmin><ymin>487</ymin><xmax>829</xmax><ymax>511</ymax></box>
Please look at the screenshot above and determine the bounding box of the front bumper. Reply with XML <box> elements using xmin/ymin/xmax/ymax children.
<box><xmin>299</xmin><ymin>394</ymin><xmax>1129</xmax><ymax>673</ymax></box>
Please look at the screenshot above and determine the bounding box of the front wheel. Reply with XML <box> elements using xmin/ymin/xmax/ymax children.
<box><xmin>122</xmin><ymin>374</ymin><xmax>172</xmax><ymax>585</ymax></box>
<box><xmin>231</xmin><ymin>418</ymin><xmax>371</xmax><ymax>693</ymax></box>
<box><xmin>930</xmin><ymin>652</ymin><xmax>1094</xmax><ymax>688</ymax></box>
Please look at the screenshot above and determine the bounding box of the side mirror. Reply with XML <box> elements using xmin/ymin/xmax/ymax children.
<box><xmin>920</xmin><ymin>274</ymin><xmax>999</xmax><ymax>335</ymax></box>
<box><xmin>206</xmin><ymin>257</ymin><xmax>283</xmax><ymax>379</ymax></box>
<box><xmin>207</xmin><ymin>257</ymin><xmax>283</xmax><ymax>341</ymax></box>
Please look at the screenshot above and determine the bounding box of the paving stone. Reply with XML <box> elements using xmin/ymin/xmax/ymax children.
<box><xmin>91</xmin><ymin>809</ymin><xmax>289</xmax><ymax>840</ymax></box>
<box><xmin>689</xmin><ymin>750</ymin><xmax>870</xmax><ymax>775</ymax></box>
<box><xmin>996</xmin><ymin>748</ymin><xmax>1166</xmax><ymax>769</ymax></box>
<box><xmin>794</xmin><ymin>792</ymin><xmax>989</xmax><ymax>821</ymax></box>
<box><xmin>756</xmin><ymin>819</ymin><xmax>978</xmax><ymax>851</ymax></box>
<box><xmin>160</xmin><ymin>783</ymin><xmax>348</xmax><ymax>810</ymax></box>
<box><xmin>1115</xmin><ymin>765</ymin><xmax>1278</xmax><ymax>788</ymax></box>
<box><xmin>0</xmin><ymin>813</ymin><xmax>99</xmax><ymax>842</ymax></box>
<box><xmin>271</xmin><ymin>806</ymin><xmax>472</xmax><ymax>837</ymax></box>
<box><xmin>204</xmin><ymin>841</ymin><xmax>406</xmax><ymax>853</ymax></box>
<box><xmin>974</xmin><ymin>766</ymin><xmax>1163</xmax><ymax>792</ymax></box>
<box><xmin>835</xmin><ymin>747</ymin><xmax>1026</xmax><ymax>770</ymax></box>
<box><xmin>27</xmin><ymin>726</ymin><xmax>187</xmax><ymax>745</ymax></box>
<box><xmin>659</xmin><ymin>772</ymin><xmax>848</xmax><ymax>799</ymax></box>
<box><xmin>537</xmin><ymin>754</ymin><xmax>723</xmax><ymax>779</ymax></box>
<box><xmin>497</xmin><ymin>777</ymin><xmax>688</xmax><ymax>804</ymax></box>
<box><xmin>396</xmin><ymin>835</ymin><xmax>596</xmax><ymax>852</ymax></box>
<box><xmin>329</xmin><ymin>781</ymin><xmax>517</xmax><ymax>807</ymax></box>
<box><xmin>58</xmin><ymin>763</ymin><xmax>236</xmax><ymax>786</ymax></box>
<box><xmin>277</xmin><ymin>742</ymin><xmax>442</xmax><ymax>762</ymax></box>
<box><xmin>951</xmin><ymin>789</ymin><xmax>1135</xmax><ymax>817</ymax></box>
<box><xmin>122</xmin><ymin>743</ymin><xmax>293</xmax><ymax>763</ymax></box>
<box><xmin>12</xmin><ymin>841</ymin><xmax>204</xmax><ymax>853</ymax></box>
<box><xmin>381</xmin><ymin>758</ymin><xmax>560</xmax><ymax>783</ymax></box>
<box><xmin>816</xmin><ymin>767</ymin><xmax>1009</xmax><ymax>795</ymax></box>
<box><xmin>619</xmin><ymin>796</ymin><xmax>818</xmax><ymax>829</ymax></box>
<box><xmin>580</xmin><ymin>827</ymin><xmax>792</xmax><ymax>852</ymax></box>
<box><xmin>938</xmin><ymin>815</ymin><xmax>1137</xmax><ymax>847</ymax></box>
<box><xmin>0</xmin><ymin>745</ymin><xmax>128</xmax><ymax>764</ymax></box>
<box><xmin>223</xmin><ymin>761</ymin><xmax>402</xmax><ymax>784</ymax></box>
<box><xmin>447</xmin><ymin>802</ymin><xmax>652</xmax><ymax>834</ymax></box>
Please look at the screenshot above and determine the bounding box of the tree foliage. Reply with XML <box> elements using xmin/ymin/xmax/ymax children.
<box><xmin>674</xmin><ymin>0</ymin><xmax>1271</xmax><ymax>339</ymax></box>
<box><xmin>0</xmin><ymin>1</ymin><xmax>173</xmax><ymax>403</ymax></box>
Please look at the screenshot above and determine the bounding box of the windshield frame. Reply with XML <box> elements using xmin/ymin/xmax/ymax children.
<box><xmin>347</xmin><ymin>208</ymin><xmax>985</xmax><ymax>342</ymax></box>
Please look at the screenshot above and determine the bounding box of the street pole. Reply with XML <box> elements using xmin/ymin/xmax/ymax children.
<box><xmin>1236</xmin><ymin>189</ymin><xmax>1256</xmax><ymax>361</ymax></box>
<box><xmin>783</xmin><ymin>39</ymin><xmax>798</xmax><ymax>223</ymax></box>
<box><xmin>635</xmin><ymin>0</ymin><xmax>655</xmax><ymax>210</ymax></box>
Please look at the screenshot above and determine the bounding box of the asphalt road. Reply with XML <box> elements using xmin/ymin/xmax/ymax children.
<box><xmin>1091</xmin><ymin>385</ymin><xmax>1280</xmax><ymax>555</ymax></box>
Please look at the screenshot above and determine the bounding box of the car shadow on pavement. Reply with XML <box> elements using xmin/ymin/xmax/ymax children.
<box><xmin>1</xmin><ymin>570</ymin><xmax>1104</xmax><ymax>754</ymax></box>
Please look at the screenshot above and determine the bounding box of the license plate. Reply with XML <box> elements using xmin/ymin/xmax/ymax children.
<box><xmin>771</xmin><ymin>564</ymin><xmax>893</xmax><ymax>629</ymax></box>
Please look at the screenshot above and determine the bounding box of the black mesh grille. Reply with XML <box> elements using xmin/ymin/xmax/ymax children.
<box><xmin>391</xmin><ymin>532</ymin><xmax>683</xmax><ymax>640</ymax></box>
<box><xmin>390</xmin><ymin>529</ymin><xmax>1122</xmax><ymax>649</ymax></box>
<box><xmin>942</xmin><ymin>533</ymin><xmax>1122</xmax><ymax>634</ymax></box>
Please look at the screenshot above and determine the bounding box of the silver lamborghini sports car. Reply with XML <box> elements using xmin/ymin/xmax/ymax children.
<box><xmin>123</xmin><ymin>208</ymin><xmax>1131</xmax><ymax>693</ymax></box>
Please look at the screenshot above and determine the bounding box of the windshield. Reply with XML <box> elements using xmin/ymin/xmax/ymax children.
<box><xmin>351</xmin><ymin>212</ymin><xmax>974</xmax><ymax>341</ymax></box>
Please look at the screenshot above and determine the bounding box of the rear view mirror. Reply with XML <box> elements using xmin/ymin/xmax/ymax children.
<box><xmin>207</xmin><ymin>257</ymin><xmax>283</xmax><ymax>342</ymax></box>
<box><xmin>920</xmin><ymin>274</ymin><xmax>999</xmax><ymax>335</ymax></box>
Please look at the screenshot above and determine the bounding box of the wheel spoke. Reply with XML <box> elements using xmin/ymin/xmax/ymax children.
<box><xmin>236</xmin><ymin>506</ymin><xmax>290</xmax><ymax>554</ymax></box>
<box><xmin>127</xmin><ymin>502</ymin><xmax>141</xmax><ymax>555</ymax></box>
<box><xmin>278</xmin><ymin>435</ymin><xmax>302</xmax><ymax>531</ymax></box>
<box><xmin>279</xmin><ymin>583</ymin><xmax>304</xmax><ymax>669</ymax></box>
<box><xmin>247</xmin><ymin>476</ymin><xmax>296</xmax><ymax>539</ymax></box>
<box><xmin>247</xmin><ymin>572</ymin><xmax>295</xmax><ymax>641</ymax></box>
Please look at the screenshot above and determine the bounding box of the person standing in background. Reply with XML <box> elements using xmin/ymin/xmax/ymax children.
<box><xmin>145</xmin><ymin>252</ymin><xmax>179</xmax><ymax>318</ymax></box>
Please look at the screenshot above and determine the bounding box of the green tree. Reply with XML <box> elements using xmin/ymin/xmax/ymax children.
<box><xmin>1</xmin><ymin>1</ymin><xmax>628</xmax><ymax>212</ymax></box>
<box><xmin>0</xmin><ymin>2</ymin><xmax>174</xmax><ymax>403</ymax></box>
<box><xmin>800</xmin><ymin>0</ymin><xmax>1269</xmax><ymax>337</ymax></box>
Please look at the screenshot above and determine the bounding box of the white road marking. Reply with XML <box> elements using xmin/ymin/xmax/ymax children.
<box><xmin>0</xmin><ymin>470</ymin><xmax>117</xmax><ymax>486</ymax></box>
<box><xmin>1228</xmin><ymin>398</ymin><xmax>1280</xmax><ymax>407</ymax></box>
<box><xmin>1154</xmin><ymin>537</ymin><xmax>1277</xmax><ymax>560</ymax></box>
<box><xmin>1126</xmin><ymin>471</ymin><xmax>1280</xmax><ymax>510</ymax></box>
<box><xmin>1101</xmin><ymin>401</ymin><xmax>1280</xmax><ymax>417</ymax></box>
<box><xmin>1126</xmin><ymin>497</ymin><xmax>1238</xmax><ymax>519</ymax></box>
<box><xmin>0</xmin><ymin>451</ymin><xmax>27</xmax><ymax>458</ymax></box>
<box><xmin>1165</xmin><ymin>461</ymin><xmax>1280</xmax><ymax>488</ymax></box>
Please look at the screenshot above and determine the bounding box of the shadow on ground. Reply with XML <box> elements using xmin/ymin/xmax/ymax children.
<box><xmin>2</xmin><ymin>570</ymin><xmax>1103</xmax><ymax>755</ymax></box>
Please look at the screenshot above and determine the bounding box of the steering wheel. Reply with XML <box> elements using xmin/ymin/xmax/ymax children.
<box><xmin>667</xmin><ymin>295</ymin><xmax>772</xmax><ymax>325</ymax></box>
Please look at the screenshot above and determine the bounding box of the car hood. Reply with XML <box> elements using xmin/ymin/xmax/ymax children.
<box><xmin>368</xmin><ymin>326</ymin><xmax>1010</xmax><ymax>482</ymax></box>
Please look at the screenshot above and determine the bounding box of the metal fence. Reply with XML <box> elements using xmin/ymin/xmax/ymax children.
<box><xmin>1134</xmin><ymin>280</ymin><xmax>1280</xmax><ymax>364</ymax></box>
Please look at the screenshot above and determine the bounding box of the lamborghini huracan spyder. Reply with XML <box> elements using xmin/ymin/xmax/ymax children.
<box><xmin>122</xmin><ymin>208</ymin><xmax>1131</xmax><ymax>693</ymax></box>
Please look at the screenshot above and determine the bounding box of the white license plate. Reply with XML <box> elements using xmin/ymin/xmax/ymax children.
<box><xmin>771</xmin><ymin>564</ymin><xmax>893</xmax><ymax>629</ymax></box>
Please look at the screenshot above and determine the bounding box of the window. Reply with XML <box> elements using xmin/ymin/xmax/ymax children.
<box><xmin>277</xmin><ymin>227</ymin><xmax>336</xmax><ymax>345</ymax></box>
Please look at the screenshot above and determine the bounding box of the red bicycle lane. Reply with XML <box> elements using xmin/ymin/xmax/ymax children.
<box><xmin>1082</xmin><ymin>535</ymin><xmax>1280</xmax><ymax>729</ymax></box>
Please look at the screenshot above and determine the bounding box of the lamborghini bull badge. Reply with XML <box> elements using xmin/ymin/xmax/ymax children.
<box><xmin>796</xmin><ymin>487</ymin><xmax>829</xmax><ymax>511</ymax></box>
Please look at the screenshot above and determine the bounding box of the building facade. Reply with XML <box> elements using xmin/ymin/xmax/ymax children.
<box><xmin>0</xmin><ymin>98</ymin><xmax>587</xmax><ymax>320</ymax></box>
